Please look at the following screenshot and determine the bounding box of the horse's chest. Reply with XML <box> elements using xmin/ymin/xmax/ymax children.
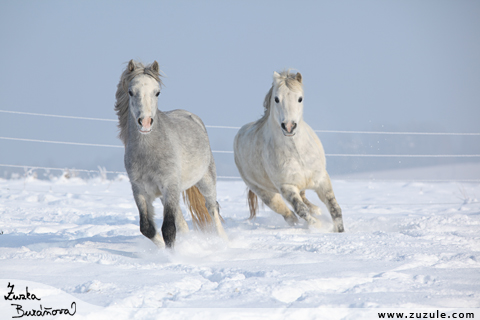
<box><xmin>283</xmin><ymin>158</ymin><xmax>318</xmax><ymax>187</ymax></box>
<box><xmin>126</xmin><ymin>146</ymin><xmax>173</xmax><ymax>181</ymax></box>
<box><xmin>265</xmin><ymin>141</ymin><xmax>323</xmax><ymax>189</ymax></box>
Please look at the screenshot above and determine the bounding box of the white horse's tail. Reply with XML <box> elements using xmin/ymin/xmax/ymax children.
<box><xmin>183</xmin><ymin>186</ymin><xmax>223</xmax><ymax>231</ymax></box>
<box><xmin>247</xmin><ymin>189</ymin><xmax>259</xmax><ymax>220</ymax></box>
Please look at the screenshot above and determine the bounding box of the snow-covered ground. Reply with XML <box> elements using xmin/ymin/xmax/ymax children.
<box><xmin>0</xmin><ymin>173</ymin><xmax>479</xmax><ymax>319</ymax></box>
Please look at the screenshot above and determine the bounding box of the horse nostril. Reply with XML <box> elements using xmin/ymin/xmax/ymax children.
<box><xmin>150</xmin><ymin>118</ymin><xmax>154</xmax><ymax>125</ymax></box>
<box><xmin>138</xmin><ymin>118</ymin><xmax>143</xmax><ymax>126</ymax></box>
<box><xmin>281</xmin><ymin>122</ymin><xmax>297</xmax><ymax>134</ymax></box>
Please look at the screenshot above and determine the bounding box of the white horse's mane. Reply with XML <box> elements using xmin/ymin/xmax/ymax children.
<box><xmin>258</xmin><ymin>70</ymin><xmax>303</xmax><ymax>125</ymax></box>
<box><xmin>114</xmin><ymin>60</ymin><xmax>164</xmax><ymax>145</ymax></box>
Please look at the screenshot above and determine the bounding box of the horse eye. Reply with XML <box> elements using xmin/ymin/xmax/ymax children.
<box><xmin>155</xmin><ymin>92</ymin><xmax>160</xmax><ymax>97</ymax></box>
<box><xmin>128</xmin><ymin>90</ymin><xmax>133</xmax><ymax>97</ymax></box>
<box><xmin>274</xmin><ymin>97</ymin><xmax>280</xmax><ymax>103</ymax></box>
<box><xmin>298</xmin><ymin>97</ymin><xmax>303</xmax><ymax>103</ymax></box>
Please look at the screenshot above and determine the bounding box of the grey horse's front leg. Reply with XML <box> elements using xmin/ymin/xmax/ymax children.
<box><xmin>161</xmin><ymin>189</ymin><xmax>181</xmax><ymax>248</ymax></box>
<box><xmin>161</xmin><ymin>205</ymin><xmax>176</xmax><ymax>248</ymax></box>
<box><xmin>132</xmin><ymin>186</ymin><xmax>164</xmax><ymax>247</ymax></box>
<box><xmin>279</xmin><ymin>184</ymin><xmax>319</xmax><ymax>226</ymax></box>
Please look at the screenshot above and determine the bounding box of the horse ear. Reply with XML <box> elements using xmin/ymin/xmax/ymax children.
<box><xmin>296</xmin><ymin>72</ymin><xmax>302</xmax><ymax>84</ymax></box>
<box><xmin>151</xmin><ymin>61</ymin><xmax>160</xmax><ymax>73</ymax></box>
<box><xmin>273</xmin><ymin>71</ymin><xmax>282</xmax><ymax>85</ymax></box>
<box><xmin>128</xmin><ymin>60</ymin><xmax>136</xmax><ymax>72</ymax></box>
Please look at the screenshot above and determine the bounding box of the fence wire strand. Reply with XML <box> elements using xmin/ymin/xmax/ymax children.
<box><xmin>2</xmin><ymin>109</ymin><xmax>480</xmax><ymax>136</ymax></box>
<box><xmin>1</xmin><ymin>136</ymin><xmax>479</xmax><ymax>158</ymax></box>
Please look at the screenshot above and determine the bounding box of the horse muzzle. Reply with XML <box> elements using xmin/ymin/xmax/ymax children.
<box><xmin>138</xmin><ymin>117</ymin><xmax>154</xmax><ymax>134</ymax></box>
<box><xmin>281</xmin><ymin>121</ymin><xmax>297</xmax><ymax>137</ymax></box>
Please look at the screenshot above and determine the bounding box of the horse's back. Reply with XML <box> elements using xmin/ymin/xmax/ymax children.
<box><xmin>164</xmin><ymin>109</ymin><xmax>213</xmax><ymax>188</ymax></box>
<box><xmin>165</xmin><ymin>109</ymin><xmax>207</xmax><ymax>131</ymax></box>
<box><xmin>164</xmin><ymin>109</ymin><xmax>210</xmax><ymax>144</ymax></box>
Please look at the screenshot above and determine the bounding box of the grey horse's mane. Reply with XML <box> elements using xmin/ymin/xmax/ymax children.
<box><xmin>257</xmin><ymin>70</ymin><xmax>303</xmax><ymax>126</ymax></box>
<box><xmin>114</xmin><ymin>60</ymin><xmax>164</xmax><ymax>145</ymax></box>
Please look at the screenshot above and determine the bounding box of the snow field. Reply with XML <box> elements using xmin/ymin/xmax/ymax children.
<box><xmin>0</xmin><ymin>174</ymin><xmax>479</xmax><ymax>319</ymax></box>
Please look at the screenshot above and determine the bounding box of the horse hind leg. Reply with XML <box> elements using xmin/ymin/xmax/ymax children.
<box><xmin>174</xmin><ymin>203</ymin><xmax>189</xmax><ymax>234</ymax></box>
<box><xmin>249</xmin><ymin>186</ymin><xmax>299</xmax><ymax>226</ymax></box>
<box><xmin>210</xmin><ymin>200</ymin><xmax>228</xmax><ymax>240</ymax></box>
<box><xmin>133</xmin><ymin>191</ymin><xmax>164</xmax><ymax>247</ymax></box>
<box><xmin>193</xmin><ymin>174</ymin><xmax>228</xmax><ymax>240</ymax></box>
<box><xmin>183</xmin><ymin>186</ymin><xmax>212</xmax><ymax>231</ymax></box>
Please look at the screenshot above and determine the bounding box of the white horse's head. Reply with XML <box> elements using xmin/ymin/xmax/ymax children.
<box><xmin>126</xmin><ymin>60</ymin><xmax>162</xmax><ymax>134</ymax></box>
<box><xmin>269</xmin><ymin>71</ymin><xmax>304</xmax><ymax>137</ymax></box>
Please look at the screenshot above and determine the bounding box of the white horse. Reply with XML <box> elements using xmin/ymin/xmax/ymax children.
<box><xmin>234</xmin><ymin>71</ymin><xmax>344</xmax><ymax>232</ymax></box>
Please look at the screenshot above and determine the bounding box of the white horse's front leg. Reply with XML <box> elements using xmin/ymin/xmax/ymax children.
<box><xmin>300</xmin><ymin>190</ymin><xmax>322</xmax><ymax>216</ymax></box>
<box><xmin>248</xmin><ymin>186</ymin><xmax>299</xmax><ymax>226</ymax></box>
<box><xmin>279</xmin><ymin>184</ymin><xmax>320</xmax><ymax>227</ymax></box>
<box><xmin>316</xmin><ymin>175</ymin><xmax>344</xmax><ymax>233</ymax></box>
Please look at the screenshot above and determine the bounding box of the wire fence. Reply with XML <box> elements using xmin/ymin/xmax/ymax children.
<box><xmin>2</xmin><ymin>136</ymin><xmax>480</xmax><ymax>158</ymax></box>
<box><xmin>1</xmin><ymin>109</ymin><xmax>480</xmax><ymax>182</ymax></box>
<box><xmin>2</xmin><ymin>109</ymin><xmax>480</xmax><ymax>136</ymax></box>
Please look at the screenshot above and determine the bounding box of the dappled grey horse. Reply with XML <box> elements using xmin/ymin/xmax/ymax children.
<box><xmin>114</xmin><ymin>60</ymin><xmax>226</xmax><ymax>248</ymax></box>
<box><xmin>234</xmin><ymin>70</ymin><xmax>344</xmax><ymax>232</ymax></box>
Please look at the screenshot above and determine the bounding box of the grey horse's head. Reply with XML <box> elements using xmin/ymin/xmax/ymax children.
<box><xmin>126</xmin><ymin>60</ymin><xmax>162</xmax><ymax>134</ymax></box>
<box><xmin>115</xmin><ymin>60</ymin><xmax>164</xmax><ymax>144</ymax></box>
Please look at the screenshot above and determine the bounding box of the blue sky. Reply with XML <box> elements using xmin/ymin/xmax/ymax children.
<box><xmin>1</xmin><ymin>1</ymin><xmax>479</xmax><ymax>177</ymax></box>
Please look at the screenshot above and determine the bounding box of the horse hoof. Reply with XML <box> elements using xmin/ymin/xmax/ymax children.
<box><xmin>284</xmin><ymin>214</ymin><xmax>299</xmax><ymax>226</ymax></box>
<box><xmin>307</xmin><ymin>217</ymin><xmax>322</xmax><ymax>229</ymax></box>
<box><xmin>151</xmin><ymin>233</ymin><xmax>165</xmax><ymax>248</ymax></box>
<box><xmin>216</xmin><ymin>226</ymin><xmax>229</xmax><ymax>241</ymax></box>
<box><xmin>310</xmin><ymin>206</ymin><xmax>322</xmax><ymax>217</ymax></box>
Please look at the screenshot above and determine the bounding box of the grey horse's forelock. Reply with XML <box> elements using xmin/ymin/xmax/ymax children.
<box><xmin>258</xmin><ymin>70</ymin><xmax>303</xmax><ymax>125</ymax></box>
<box><xmin>114</xmin><ymin>60</ymin><xmax>164</xmax><ymax>145</ymax></box>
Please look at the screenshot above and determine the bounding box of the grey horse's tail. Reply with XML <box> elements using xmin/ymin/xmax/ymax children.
<box><xmin>247</xmin><ymin>189</ymin><xmax>258</xmax><ymax>220</ymax></box>
<box><xmin>183</xmin><ymin>186</ymin><xmax>223</xmax><ymax>231</ymax></box>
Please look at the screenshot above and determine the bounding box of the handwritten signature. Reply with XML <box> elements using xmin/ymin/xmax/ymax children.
<box><xmin>4</xmin><ymin>282</ymin><xmax>77</xmax><ymax>318</ymax></box>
